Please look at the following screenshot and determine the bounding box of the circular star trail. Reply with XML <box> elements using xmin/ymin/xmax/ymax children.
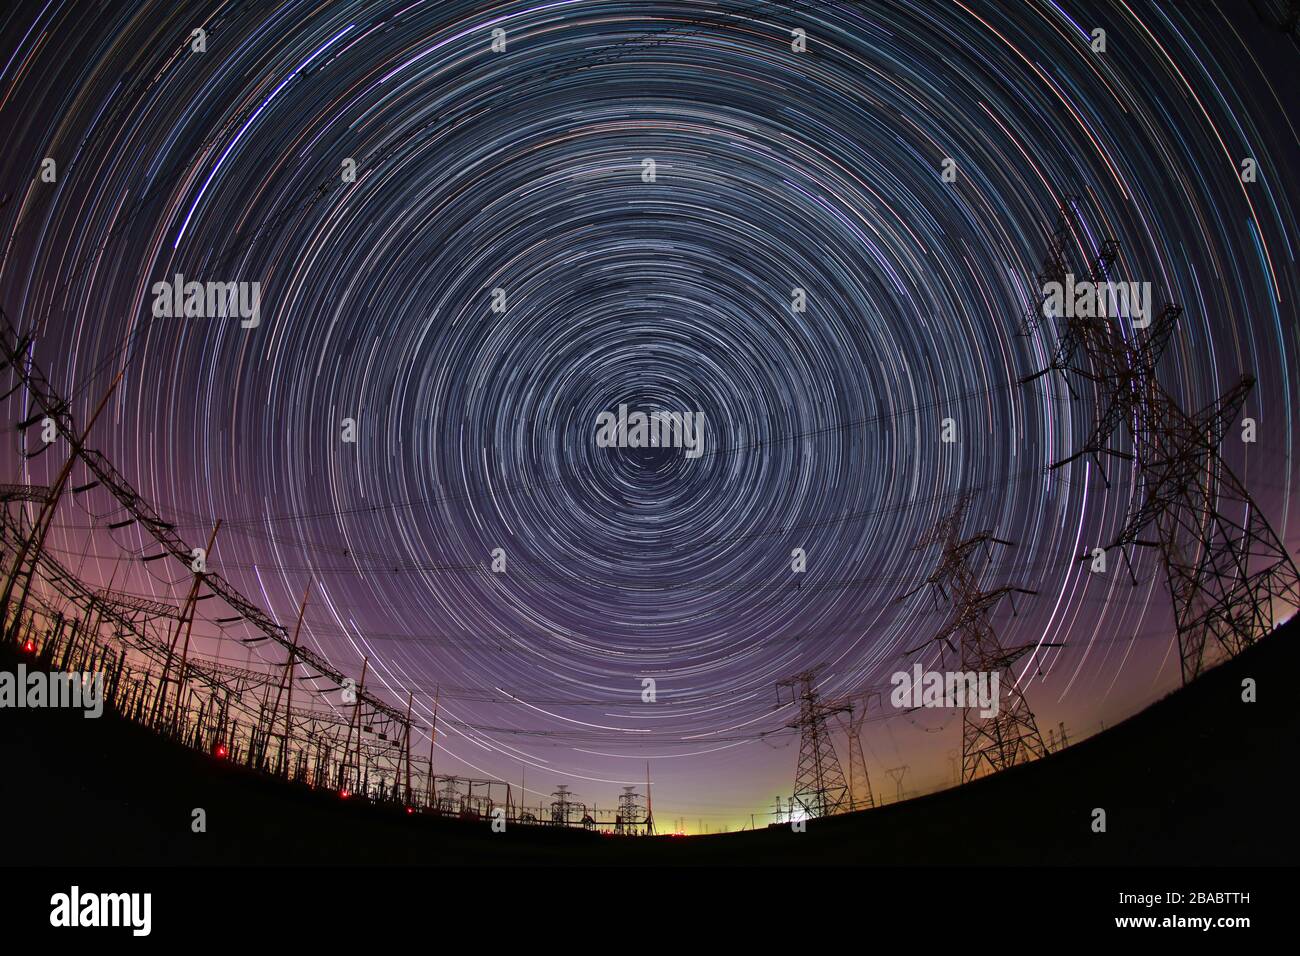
<box><xmin>1</xmin><ymin>0</ymin><xmax>1297</xmax><ymax>824</ymax></box>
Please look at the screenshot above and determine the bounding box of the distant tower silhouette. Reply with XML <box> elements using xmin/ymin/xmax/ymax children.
<box><xmin>776</xmin><ymin>666</ymin><xmax>851</xmax><ymax>818</ymax></box>
<box><xmin>885</xmin><ymin>765</ymin><xmax>909</xmax><ymax>803</ymax></box>
<box><xmin>438</xmin><ymin>776</ymin><xmax>460</xmax><ymax>813</ymax></box>
<box><xmin>616</xmin><ymin>786</ymin><xmax>642</xmax><ymax>835</ymax></box>
<box><xmin>550</xmin><ymin>785</ymin><xmax>576</xmax><ymax>826</ymax></box>
<box><xmin>836</xmin><ymin>701</ymin><xmax>876</xmax><ymax>810</ymax></box>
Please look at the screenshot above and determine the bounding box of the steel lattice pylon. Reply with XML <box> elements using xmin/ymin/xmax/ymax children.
<box><xmin>776</xmin><ymin>667</ymin><xmax>851</xmax><ymax>818</ymax></box>
<box><xmin>837</xmin><ymin>703</ymin><xmax>875</xmax><ymax>811</ymax></box>
<box><xmin>954</xmin><ymin>615</ymin><xmax>1047</xmax><ymax>781</ymax></box>
<box><xmin>1022</xmin><ymin>198</ymin><xmax>1300</xmax><ymax>683</ymax></box>
<box><xmin>616</xmin><ymin>786</ymin><xmax>643</xmax><ymax>835</ymax></box>
<box><xmin>903</xmin><ymin>495</ymin><xmax>1047</xmax><ymax>782</ymax></box>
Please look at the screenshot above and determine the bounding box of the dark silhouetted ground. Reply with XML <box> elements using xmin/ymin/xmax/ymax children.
<box><xmin>3</xmin><ymin>618</ymin><xmax>1297</xmax><ymax>865</ymax></box>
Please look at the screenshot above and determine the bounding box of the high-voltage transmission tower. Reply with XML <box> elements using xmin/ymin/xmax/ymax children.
<box><xmin>901</xmin><ymin>494</ymin><xmax>1047</xmax><ymax>782</ymax></box>
<box><xmin>835</xmin><ymin>697</ymin><xmax>876</xmax><ymax>811</ymax></box>
<box><xmin>775</xmin><ymin>666</ymin><xmax>851</xmax><ymax>818</ymax></box>
<box><xmin>885</xmin><ymin>765</ymin><xmax>909</xmax><ymax>803</ymax></box>
<box><xmin>550</xmin><ymin>785</ymin><xmax>578</xmax><ymax>826</ymax></box>
<box><xmin>616</xmin><ymin>786</ymin><xmax>643</xmax><ymax>835</ymax></box>
<box><xmin>1022</xmin><ymin>198</ymin><xmax>1300</xmax><ymax>683</ymax></box>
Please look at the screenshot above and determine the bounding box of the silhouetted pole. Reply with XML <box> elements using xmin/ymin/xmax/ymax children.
<box><xmin>428</xmin><ymin>685</ymin><xmax>440</xmax><ymax>807</ymax></box>
<box><xmin>403</xmin><ymin>691</ymin><xmax>414</xmax><ymax>803</ymax></box>
<box><xmin>2</xmin><ymin>370</ymin><xmax>122</xmax><ymax>638</ymax></box>
<box><xmin>342</xmin><ymin>656</ymin><xmax>369</xmax><ymax>791</ymax></box>
<box><xmin>155</xmin><ymin>520</ymin><xmax>221</xmax><ymax>728</ymax></box>
<box><xmin>269</xmin><ymin>581</ymin><xmax>310</xmax><ymax>774</ymax></box>
<box><xmin>645</xmin><ymin>761</ymin><xmax>655</xmax><ymax>835</ymax></box>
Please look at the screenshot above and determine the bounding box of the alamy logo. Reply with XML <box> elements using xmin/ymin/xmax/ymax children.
<box><xmin>151</xmin><ymin>273</ymin><xmax>261</xmax><ymax>328</ymax></box>
<box><xmin>890</xmin><ymin>664</ymin><xmax>1000</xmax><ymax>717</ymax></box>
<box><xmin>595</xmin><ymin>404</ymin><xmax>705</xmax><ymax>459</ymax></box>
<box><xmin>50</xmin><ymin>886</ymin><xmax>151</xmax><ymax>936</ymax></box>
<box><xmin>0</xmin><ymin>665</ymin><xmax>102</xmax><ymax>718</ymax></box>
<box><xmin>1042</xmin><ymin>272</ymin><xmax>1151</xmax><ymax>328</ymax></box>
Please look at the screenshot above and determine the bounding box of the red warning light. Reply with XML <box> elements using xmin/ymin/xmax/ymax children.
<box><xmin>340</xmin><ymin>789</ymin><xmax>350</xmax><ymax>799</ymax></box>
<box><xmin>213</xmin><ymin>743</ymin><xmax>229</xmax><ymax>759</ymax></box>
<box><xmin>406</xmin><ymin>807</ymin><xmax>414</xmax><ymax>815</ymax></box>
<box><xmin>21</xmin><ymin>640</ymin><xmax>34</xmax><ymax>653</ymax></box>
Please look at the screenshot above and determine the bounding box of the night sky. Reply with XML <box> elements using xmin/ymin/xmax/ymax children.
<box><xmin>1</xmin><ymin>0</ymin><xmax>1297</xmax><ymax>832</ymax></box>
